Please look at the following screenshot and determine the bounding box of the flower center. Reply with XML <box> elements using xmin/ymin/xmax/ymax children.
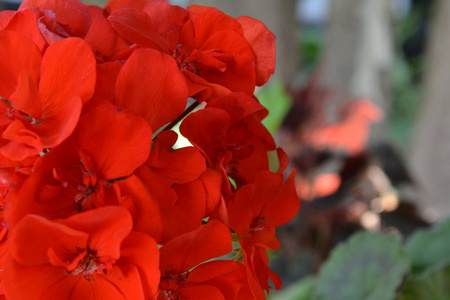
<box><xmin>173</xmin><ymin>44</ymin><xmax>199</xmax><ymax>74</ymax></box>
<box><xmin>163</xmin><ymin>290</ymin><xmax>180</xmax><ymax>300</ymax></box>
<box><xmin>65</xmin><ymin>251</ymin><xmax>103</xmax><ymax>281</ymax></box>
<box><xmin>1</xmin><ymin>97</ymin><xmax>40</xmax><ymax>126</ymax></box>
<box><xmin>159</xmin><ymin>272</ymin><xmax>190</xmax><ymax>299</ymax></box>
<box><xmin>250</xmin><ymin>216</ymin><xmax>266</xmax><ymax>232</ymax></box>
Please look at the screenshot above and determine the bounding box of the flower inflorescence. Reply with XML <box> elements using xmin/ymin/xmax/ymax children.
<box><xmin>0</xmin><ymin>0</ymin><xmax>300</xmax><ymax>299</ymax></box>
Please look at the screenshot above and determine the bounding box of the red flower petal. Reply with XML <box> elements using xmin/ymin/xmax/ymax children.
<box><xmin>2</xmin><ymin>261</ymin><xmax>75</xmax><ymax>300</ymax></box>
<box><xmin>263</xmin><ymin>170</ymin><xmax>300</xmax><ymax>228</ymax></box>
<box><xmin>115</xmin><ymin>48</ymin><xmax>188</xmax><ymax>130</ymax></box>
<box><xmin>2</xmin><ymin>9</ymin><xmax>47</xmax><ymax>51</ymax></box>
<box><xmin>0</xmin><ymin>31</ymin><xmax>41</xmax><ymax>99</ymax></box>
<box><xmin>10</xmin><ymin>70</ymin><xmax>41</xmax><ymax>119</ymax></box>
<box><xmin>141</xmin><ymin>1</ymin><xmax>188</xmax><ymax>37</ymax></box>
<box><xmin>116</xmin><ymin>175</ymin><xmax>163</xmax><ymax>242</ymax></box>
<box><xmin>1</xmin><ymin>119</ymin><xmax>42</xmax><ymax>161</ymax></box>
<box><xmin>184</xmin><ymin>7</ymin><xmax>243</xmax><ymax>46</ymax></box>
<box><xmin>95</xmin><ymin>62</ymin><xmax>123</xmax><ymax>101</ymax></box>
<box><xmin>237</xmin><ymin>16</ymin><xmax>276</xmax><ymax>86</ymax></box>
<box><xmin>33</xmin><ymin>95</ymin><xmax>82</xmax><ymax>148</ymax></box>
<box><xmin>119</xmin><ymin>231</ymin><xmax>161</xmax><ymax>298</ymax></box>
<box><xmin>148</xmin><ymin>130</ymin><xmax>206</xmax><ymax>184</ymax></box>
<box><xmin>160</xmin><ymin>220</ymin><xmax>232</xmax><ymax>275</ymax></box>
<box><xmin>60</xmin><ymin>206</ymin><xmax>133</xmax><ymax>260</ymax></box>
<box><xmin>38</xmin><ymin>37</ymin><xmax>96</xmax><ymax>106</ymax></box>
<box><xmin>9</xmin><ymin>214</ymin><xmax>88</xmax><ymax>266</ymax></box>
<box><xmin>106</xmin><ymin>0</ymin><xmax>148</xmax><ymax>11</ymax></box>
<box><xmin>108</xmin><ymin>8</ymin><xmax>171</xmax><ymax>53</ymax></box>
<box><xmin>84</xmin><ymin>5</ymin><xmax>118</xmax><ymax>58</ymax></box>
<box><xmin>20</xmin><ymin>0</ymin><xmax>91</xmax><ymax>38</ymax></box>
<box><xmin>59</xmin><ymin>266</ymin><xmax>143</xmax><ymax>300</ymax></box>
<box><xmin>75</xmin><ymin>102</ymin><xmax>152</xmax><ymax>180</ymax></box>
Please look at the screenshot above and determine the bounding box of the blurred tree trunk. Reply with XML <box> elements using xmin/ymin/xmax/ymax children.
<box><xmin>322</xmin><ymin>0</ymin><xmax>394</xmax><ymax>141</ymax></box>
<box><xmin>188</xmin><ymin>0</ymin><xmax>298</xmax><ymax>84</ymax></box>
<box><xmin>411</xmin><ymin>0</ymin><xmax>450</xmax><ymax>220</ymax></box>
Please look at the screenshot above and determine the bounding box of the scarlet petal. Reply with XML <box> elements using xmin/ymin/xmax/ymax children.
<box><xmin>180</xmin><ymin>107</ymin><xmax>230</xmax><ymax>158</ymax></box>
<box><xmin>119</xmin><ymin>232</ymin><xmax>161</xmax><ymax>298</ymax></box>
<box><xmin>95</xmin><ymin>62</ymin><xmax>123</xmax><ymax>101</ymax></box>
<box><xmin>75</xmin><ymin>102</ymin><xmax>152</xmax><ymax>180</ymax></box>
<box><xmin>60</xmin><ymin>206</ymin><xmax>133</xmax><ymax>260</ymax></box>
<box><xmin>0</xmin><ymin>10</ymin><xmax>14</xmax><ymax>29</ymax></box>
<box><xmin>180</xmin><ymin>285</ymin><xmax>225</xmax><ymax>300</ymax></box>
<box><xmin>227</xmin><ymin>184</ymin><xmax>255</xmax><ymax>237</ymax></box>
<box><xmin>160</xmin><ymin>220</ymin><xmax>232</xmax><ymax>275</ymax></box>
<box><xmin>149</xmin><ymin>130</ymin><xmax>206</xmax><ymax>183</ymax></box>
<box><xmin>188</xmin><ymin>260</ymin><xmax>246</xmax><ymax>300</ymax></box>
<box><xmin>184</xmin><ymin>8</ymin><xmax>243</xmax><ymax>46</ymax></box>
<box><xmin>108</xmin><ymin>8</ymin><xmax>171</xmax><ymax>53</ymax></box>
<box><xmin>84</xmin><ymin>5</ymin><xmax>118</xmax><ymax>58</ymax></box>
<box><xmin>201</xmin><ymin>168</ymin><xmax>222</xmax><ymax>217</ymax></box>
<box><xmin>199</xmin><ymin>31</ymin><xmax>256</xmax><ymax>95</ymax></box>
<box><xmin>57</xmin><ymin>269</ymin><xmax>138</xmax><ymax>300</ymax></box>
<box><xmin>237</xmin><ymin>16</ymin><xmax>276</xmax><ymax>86</ymax></box>
<box><xmin>181</xmin><ymin>69</ymin><xmax>231</xmax><ymax>101</ymax></box>
<box><xmin>39</xmin><ymin>37</ymin><xmax>96</xmax><ymax>106</ymax></box>
<box><xmin>141</xmin><ymin>1</ymin><xmax>188</xmax><ymax>35</ymax></box>
<box><xmin>2</xmin><ymin>260</ymin><xmax>76</xmax><ymax>300</ymax></box>
<box><xmin>19</xmin><ymin>0</ymin><xmax>91</xmax><ymax>38</ymax></box>
<box><xmin>115</xmin><ymin>48</ymin><xmax>188</xmax><ymax>130</ymax></box>
<box><xmin>9</xmin><ymin>214</ymin><xmax>88</xmax><ymax>266</ymax></box>
<box><xmin>159</xmin><ymin>179</ymin><xmax>207</xmax><ymax>243</ymax></box>
<box><xmin>2</xmin><ymin>9</ymin><xmax>47</xmax><ymax>51</ymax></box>
<box><xmin>263</xmin><ymin>170</ymin><xmax>300</xmax><ymax>228</ymax></box>
<box><xmin>106</xmin><ymin>0</ymin><xmax>148</xmax><ymax>11</ymax></box>
<box><xmin>117</xmin><ymin>176</ymin><xmax>163</xmax><ymax>242</ymax></box>
<box><xmin>10</xmin><ymin>70</ymin><xmax>41</xmax><ymax>119</ymax></box>
<box><xmin>33</xmin><ymin>95</ymin><xmax>82</xmax><ymax>148</ymax></box>
<box><xmin>1</xmin><ymin>120</ymin><xmax>43</xmax><ymax>161</ymax></box>
<box><xmin>245</xmin><ymin>230</ymin><xmax>281</xmax><ymax>250</ymax></box>
<box><xmin>0</xmin><ymin>31</ymin><xmax>41</xmax><ymax>98</ymax></box>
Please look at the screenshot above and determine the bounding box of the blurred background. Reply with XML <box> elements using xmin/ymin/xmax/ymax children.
<box><xmin>3</xmin><ymin>0</ymin><xmax>450</xmax><ymax>298</ymax></box>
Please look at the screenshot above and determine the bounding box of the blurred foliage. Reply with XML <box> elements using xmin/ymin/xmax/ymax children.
<box><xmin>271</xmin><ymin>217</ymin><xmax>450</xmax><ymax>300</ymax></box>
<box><xmin>313</xmin><ymin>232</ymin><xmax>408</xmax><ymax>300</ymax></box>
<box><xmin>82</xmin><ymin>0</ymin><xmax>108</xmax><ymax>5</ymax></box>
<box><xmin>299</xmin><ymin>26</ymin><xmax>322</xmax><ymax>71</ymax></box>
<box><xmin>398</xmin><ymin>265</ymin><xmax>450</xmax><ymax>300</ymax></box>
<box><xmin>389</xmin><ymin>57</ymin><xmax>422</xmax><ymax>145</ymax></box>
<box><xmin>389</xmin><ymin>1</ymin><xmax>428</xmax><ymax>148</ymax></box>
<box><xmin>269</xmin><ymin>276</ymin><xmax>316</xmax><ymax>300</ymax></box>
<box><xmin>257</xmin><ymin>81</ymin><xmax>292</xmax><ymax>133</ymax></box>
<box><xmin>404</xmin><ymin>217</ymin><xmax>450</xmax><ymax>274</ymax></box>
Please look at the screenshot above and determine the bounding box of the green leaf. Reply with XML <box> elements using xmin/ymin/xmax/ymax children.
<box><xmin>398</xmin><ymin>264</ymin><xmax>450</xmax><ymax>300</ymax></box>
<box><xmin>405</xmin><ymin>217</ymin><xmax>450</xmax><ymax>273</ymax></box>
<box><xmin>313</xmin><ymin>231</ymin><xmax>409</xmax><ymax>300</ymax></box>
<box><xmin>256</xmin><ymin>81</ymin><xmax>292</xmax><ymax>133</ymax></box>
<box><xmin>270</xmin><ymin>276</ymin><xmax>316</xmax><ymax>300</ymax></box>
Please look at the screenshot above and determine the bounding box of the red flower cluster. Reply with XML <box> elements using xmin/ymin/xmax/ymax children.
<box><xmin>0</xmin><ymin>0</ymin><xmax>299</xmax><ymax>299</ymax></box>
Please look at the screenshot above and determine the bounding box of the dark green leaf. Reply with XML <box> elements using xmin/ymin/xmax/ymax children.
<box><xmin>270</xmin><ymin>276</ymin><xmax>316</xmax><ymax>300</ymax></box>
<box><xmin>398</xmin><ymin>264</ymin><xmax>450</xmax><ymax>300</ymax></box>
<box><xmin>313</xmin><ymin>231</ymin><xmax>409</xmax><ymax>300</ymax></box>
<box><xmin>405</xmin><ymin>217</ymin><xmax>450</xmax><ymax>273</ymax></box>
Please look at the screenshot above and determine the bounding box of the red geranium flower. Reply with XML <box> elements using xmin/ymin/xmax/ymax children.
<box><xmin>228</xmin><ymin>170</ymin><xmax>300</xmax><ymax>297</ymax></box>
<box><xmin>0</xmin><ymin>32</ymin><xmax>95</xmax><ymax>166</ymax></box>
<box><xmin>7</xmin><ymin>102</ymin><xmax>162</xmax><ymax>241</ymax></box>
<box><xmin>180</xmin><ymin>92</ymin><xmax>275</xmax><ymax>194</ymax></box>
<box><xmin>157</xmin><ymin>220</ymin><xmax>244</xmax><ymax>300</ymax></box>
<box><xmin>107</xmin><ymin>0</ymin><xmax>275</xmax><ymax>101</ymax></box>
<box><xmin>2</xmin><ymin>206</ymin><xmax>160</xmax><ymax>300</ymax></box>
